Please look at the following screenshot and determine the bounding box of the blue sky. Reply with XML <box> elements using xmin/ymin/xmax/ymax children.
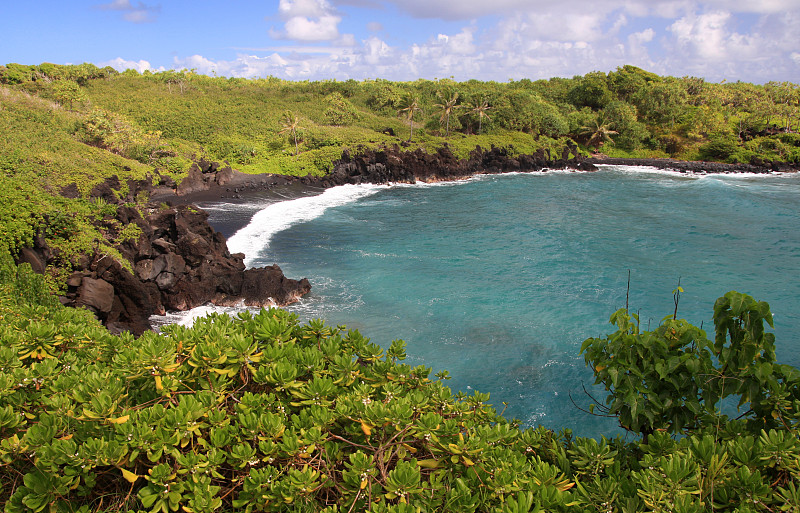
<box><xmin>2</xmin><ymin>0</ymin><xmax>799</xmax><ymax>83</ymax></box>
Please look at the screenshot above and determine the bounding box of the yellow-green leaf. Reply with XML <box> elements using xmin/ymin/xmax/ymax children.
<box><xmin>120</xmin><ymin>468</ymin><xmax>139</xmax><ymax>483</ymax></box>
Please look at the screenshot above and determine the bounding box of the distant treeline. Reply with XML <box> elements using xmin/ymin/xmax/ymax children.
<box><xmin>2</xmin><ymin>62</ymin><xmax>799</xmax><ymax>174</ymax></box>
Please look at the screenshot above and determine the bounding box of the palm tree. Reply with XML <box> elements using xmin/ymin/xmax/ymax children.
<box><xmin>580</xmin><ymin>117</ymin><xmax>618</xmax><ymax>149</ymax></box>
<box><xmin>433</xmin><ymin>91</ymin><xmax>461</xmax><ymax>138</ymax></box>
<box><xmin>470</xmin><ymin>96</ymin><xmax>492</xmax><ymax>134</ymax></box>
<box><xmin>396</xmin><ymin>95</ymin><xmax>422</xmax><ymax>141</ymax></box>
<box><xmin>279</xmin><ymin>111</ymin><xmax>302</xmax><ymax>156</ymax></box>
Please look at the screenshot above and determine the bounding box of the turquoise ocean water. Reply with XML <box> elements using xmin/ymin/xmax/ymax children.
<box><xmin>171</xmin><ymin>166</ymin><xmax>800</xmax><ymax>438</ymax></box>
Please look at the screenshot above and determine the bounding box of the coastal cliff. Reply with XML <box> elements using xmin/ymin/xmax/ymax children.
<box><xmin>18</xmin><ymin>177</ymin><xmax>310</xmax><ymax>335</ymax></box>
<box><xmin>165</xmin><ymin>144</ymin><xmax>797</xmax><ymax>205</ymax></box>
<box><xmin>165</xmin><ymin>144</ymin><xmax>596</xmax><ymax>203</ymax></box>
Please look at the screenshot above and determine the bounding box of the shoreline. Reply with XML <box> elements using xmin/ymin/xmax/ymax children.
<box><xmin>188</xmin><ymin>156</ymin><xmax>799</xmax><ymax>239</ymax></box>
<box><xmin>161</xmin><ymin>151</ymin><xmax>799</xmax><ymax>210</ymax></box>
<box><xmin>586</xmin><ymin>156</ymin><xmax>800</xmax><ymax>174</ymax></box>
<box><xmin>134</xmin><ymin>147</ymin><xmax>799</xmax><ymax>331</ymax></box>
<box><xmin>192</xmin><ymin>182</ymin><xmax>328</xmax><ymax>240</ymax></box>
<box><xmin>141</xmin><ymin>154</ymin><xmax>800</xmax><ymax>333</ymax></box>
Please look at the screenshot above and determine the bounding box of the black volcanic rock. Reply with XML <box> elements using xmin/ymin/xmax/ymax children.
<box><xmin>311</xmin><ymin>144</ymin><xmax>595</xmax><ymax>188</ymax></box>
<box><xmin>19</xmin><ymin>174</ymin><xmax>312</xmax><ymax>335</ymax></box>
<box><xmin>159</xmin><ymin>146</ymin><xmax>596</xmax><ymax>204</ymax></box>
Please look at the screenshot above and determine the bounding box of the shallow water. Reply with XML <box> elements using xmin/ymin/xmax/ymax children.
<box><xmin>166</xmin><ymin>166</ymin><xmax>800</xmax><ymax>438</ymax></box>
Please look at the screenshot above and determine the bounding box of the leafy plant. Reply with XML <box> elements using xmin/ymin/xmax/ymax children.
<box><xmin>397</xmin><ymin>94</ymin><xmax>422</xmax><ymax>141</ymax></box>
<box><xmin>582</xmin><ymin>290</ymin><xmax>800</xmax><ymax>438</ymax></box>
<box><xmin>1</xmin><ymin>259</ymin><xmax>800</xmax><ymax>512</ymax></box>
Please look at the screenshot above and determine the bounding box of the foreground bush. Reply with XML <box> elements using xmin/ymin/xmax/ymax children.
<box><xmin>1</xmin><ymin>258</ymin><xmax>799</xmax><ymax>512</ymax></box>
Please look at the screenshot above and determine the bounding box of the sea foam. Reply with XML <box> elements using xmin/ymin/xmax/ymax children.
<box><xmin>227</xmin><ymin>183</ymin><xmax>386</xmax><ymax>267</ymax></box>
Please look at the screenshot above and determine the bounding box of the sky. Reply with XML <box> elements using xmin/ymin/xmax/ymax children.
<box><xmin>2</xmin><ymin>0</ymin><xmax>800</xmax><ymax>83</ymax></box>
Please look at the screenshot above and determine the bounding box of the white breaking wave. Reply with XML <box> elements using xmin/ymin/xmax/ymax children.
<box><xmin>150</xmin><ymin>303</ymin><xmax>254</xmax><ymax>330</ymax></box>
<box><xmin>597</xmin><ymin>164</ymin><xmax>700</xmax><ymax>178</ymax></box>
<box><xmin>227</xmin><ymin>183</ymin><xmax>386</xmax><ymax>267</ymax></box>
<box><xmin>598</xmin><ymin>163</ymin><xmax>796</xmax><ymax>180</ymax></box>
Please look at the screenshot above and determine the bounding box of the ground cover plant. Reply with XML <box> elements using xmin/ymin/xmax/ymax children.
<box><xmin>1</xmin><ymin>255</ymin><xmax>800</xmax><ymax>512</ymax></box>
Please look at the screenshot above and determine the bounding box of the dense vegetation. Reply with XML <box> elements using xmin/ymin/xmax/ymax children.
<box><xmin>1</xmin><ymin>62</ymin><xmax>800</xmax><ymax>511</ymax></box>
<box><xmin>2</xmin><ymin>255</ymin><xmax>800</xmax><ymax>512</ymax></box>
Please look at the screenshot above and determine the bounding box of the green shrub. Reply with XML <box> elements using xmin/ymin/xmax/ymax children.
<box><xmin>305</xmin><ymin>129</ymin><xmax>342</xmax><ymax>150</ymax></box>
<box><xmin>582</xmin><ymin>290</ymin><xmax>800</xmax><ymax>437</ymax></box>
<box><xmin>208</xmin><ymin>135</ymin><xmax>257</xmax><ymax>164</ymax></box>
<box><xmin>76</xmin><ymin>108</ymin><xmax>163</xmax><ymax>164</ymax></box>
<box><xmin>323</xmin><ymin>92</ymin><xmax>360</xmax><ymax>126</ymax></box>
<box><xmin>366</xmin><ymin>81</ymin><xmax>405</xmax><ymax>112</ymax></box>
<box><xmin>0</xmin><ymin>276</ymin><xmax>798</xmax><ymax>512</ymax></box>
<box><xmin>0</xmin><ymin>63</ymin><xmax>37</xmax><ymax>85</ymax></box>
<box><xmin>697</xmin><ymin>136</ymin><xmax>740</xmax><ymax>162</ymax></box>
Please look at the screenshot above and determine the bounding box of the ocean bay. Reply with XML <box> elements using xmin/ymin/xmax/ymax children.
<box><xmin>195</xmin><ymin>166</ymin><xmax>800</xmax><ymax>438</ymax></box>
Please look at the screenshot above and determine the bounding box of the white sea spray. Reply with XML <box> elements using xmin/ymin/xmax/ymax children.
<box><xmin>227</xmin><ymin>183</ymin><xmax>386</xmax><ymax>267</ymax></box>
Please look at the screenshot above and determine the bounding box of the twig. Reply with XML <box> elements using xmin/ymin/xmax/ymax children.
<box><xmin>673</xmin><ymin>277</ymin><xmax>682</xmax><ymax>320</ymax></box>
<box><xmin>626</xmin><ymin>269</ymin><xmax>631</xmax><ymax>311</ymax></box>
<box><xmin>568</xmin><ymin>384</ymin><xmax>615</xmax><ymax>418</ymax></box>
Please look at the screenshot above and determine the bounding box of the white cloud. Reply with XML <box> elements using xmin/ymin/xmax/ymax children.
<box><xmin>153</xmin><ymin>0</ymin><xmax>800</xmax><ymax>83</ymax></box>
<box><xmin>362</xmin><ymin>36</ymin><xmax>393</xmax><ymax>66</ymax></box>
<box><xmin>96</xmin><ymin>0</ymin><xmax>159</xmax><ymax>23</ymax></box>
<box><xmin>174</xmin><ymin>55</ymin><xmax>220</xmax><ymax>74</ymax></box>
<box><xmin>173</xmin><ymin>51</ymin><xmax>359</xmax><ymax>80</ymax></box>
<box><xmin>434</xmin><ymin>28</ymin><xmax>476</xmax><ymax>55</ymax></box>
<box><xmin>330</xmin><ymin>0</ymin><xmax>800</xmax><ymax>20</ymax></box>
<box><xmin>273</xmin><ymin>0</ymin><xmax>346</xmax><ymax>42</ymax></box>
<box><xmin>668</xmin><ymin>11</ymin><xmax>733</xmax><ymax>61</ymax></box>
<box><xmin>284</xmin><ymin>15</ymin><xmax>342</xmax><ymax>40</ymax></box>
<box><xmin>102</xmin><ymin>57</ymin><xmax>162</xmax><ymax>73</ymax></box>
<box><xmin>523</xmin><ymin>12</ymin><xmax>605</xmax><ymax>42</ymax></box>
<box><xmin>656</xmin><ymin>8</ymin><xmax>800</xmax><ymax>80</ymax></box>
<box><xmin>625</xmin><ymin>28</ymin><xmax>656</xmax><ymax>65</ymax></box>
<box><xmin>279</xmin><ymin>0</ymin><xmax>332</xmax><ymax>18</ymax></box>
<box><xmin>631</xmin><ymin>28</ymin><xmax>655</xmax><ymax>44</ymax></box>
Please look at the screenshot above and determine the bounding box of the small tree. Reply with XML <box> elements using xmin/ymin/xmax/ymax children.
<box><xmin>580</xmin><ymin>117</ymin><xmax>618</xmax><ymax>149</ymax></box>
<box><xmin>433</xmin><ymin>91</ymin><xmax>460</xmax><ymax>138</ymax></box>
<box><xmin>323</xmin><ymin>92</ymin><xmax>359</xmax><ymax>126</ymax></box>
<box><xmin>51</xmin><ymin>80</ymin><xmax>87</xmax><ymax>110</ymax></box>
<box><xmin>469</xmin><ymin>97</ymin><xmax>492</xmax><ymax>134</ymax></box>
<box><xmin>279</xmin><ymin>111</ymin><xmax>302</xmax><ymax>156</ymax></box>
<box><xmin>581</xmin><ymin>291</ymin><xmax>800</xmax><ymax>439</ymax></box>
<box><xmin>396</xmin><ymin>95</ymin><xmax>422</xmax><ymax>142</ymax></box>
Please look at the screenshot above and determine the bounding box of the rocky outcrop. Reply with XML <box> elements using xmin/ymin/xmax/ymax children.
<box><xmin>165</xmin><ymin>158</ymin><xmax>298</xmax><ymax>201</ymax></box>
<box><xmin>311</xmin><ymin>144</ymin><xmax>595</xmax><ymax>187</ymax></box>
<box><xmin>162</xmin><ymin>145</ymin><xmax>596</xmax><ymax>204</ymax></box>
<box><xmin>22</xmin><ymin>176</ymin><xmax>311</xmax><ymax>335</ymax></box>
